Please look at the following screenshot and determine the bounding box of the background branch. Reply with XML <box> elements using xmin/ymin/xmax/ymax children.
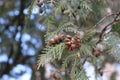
<box><xmin>96</xmin><ymin>11</ymin><xmax>120</xmax><ymax>44</ymax></box>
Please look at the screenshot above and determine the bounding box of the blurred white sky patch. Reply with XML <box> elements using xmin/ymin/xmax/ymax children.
<box><xmin>21</xmin><ymin>33</ymin><xmax>31</xmax><ymax>42</ymax></box>
<box><xmin>117</xmin><ymin>44</ymin><xmax>120</xmax><ymax>48</ymax></box>
<box><xmin>35</xmin><ymin>22</ymin><xmax>46</xmax><ymax>31</ymax></box>
<box><xmin>0</xmin><ymin>75</ymin><xmax>16</xmax><ymax>80</ymax></box>
<box><xmin>31</xmin><ymin>6</ymin><xmax>40</xmax><ymax>14</ymax></box>
<box><xmin>9</xmin><ymin>26</ymin><xmax>16</xmax><ymax>32</ymax></box>
<box><xmin>4</xmin><ymin>30</ymin><xmax>13</xmax><ymax>38</ymax></box>
<box><xmin>46</xmin><ymin>9</ymin><xmax>52</xmax><ymax>14</ymax></box>
<box><xmin>7</xmin><ymin>10</ymin><xmax>19</xmax><ymax>16</ymax></box>
<box><xmin>26</xmin><ymin>48</ymin><xmax>36</xmax><ymax>56</ymax></box>
<box><xmin>0</xmin><ymin>54</ymin><xmax>13</xmax><ymax>64</ymax></box>
<box><xmin>23</xmin><ymin>6</ymin><xmax>40</xmax><ymax>15</ymax></box>
<box><xmin>114</xmin><ymin>63</ymin><xmax>120</xmax><ymax>80</ymax></box>
<box><xmin>21</xmin><ymin>43</ymin><xmax>28</xmax><ymax>50</ymax></box>
<box><xmin>15</xmin><ymin>32</ymin><xmax>21</xmax><ymax>41</ymax></box>
<box><xmin>115</xmin><ymin>63</ymin><xmax>120</xmax><ymax>71</ymax></box>
<box><xmin>21</xmin><ymin>44</ymin><xmax>36</xmax><ymax>56</ymax></box>
<box><xmin>0</xmin><ymin>18</ymin><xmax>9</xmax><ymax>25</ymax></box>
<box><xmin>16</xmin><ymin>32</ymin><xmax>42</xmax><ymax>56</ymax></box>
<box><xmin>31</xmin><ymin>38</ymin><xmax>42</xmax><ymax>48</ymax></box>
<box><xmin>30</xmin><ymin>14</ymin><xmax>35</xmax><ymax>20</ymax></box>
<box><xmin>0</xmin><ymin>54</ymin><xmax>8</xmax><ymax>62</ymax></box>
<box><xmin>23</xmin><ymin>9</ymin><xmax>28</xmax><ymax>15</ymax></box>
<box><xmin>11</xmin><ymin>64</ymin><xmax>32</xmax><ymax>80</ymax></box>
<box><xmin>83</xmin><ymin>61</ymin><xmax>96</xmax><ymax>80</ymax></box>
<box><xmin>45</xmin><ymin>63</ymin><xmax>57</xmax><ymax>79</ymax></box>
<box><xmin>83</xmin><ymin>61</ymin><xmax>111</xmax><ymax>80</ymax></box>
<box><xmin>17</xmin><ymin>65</ymin><xmax>32</xmax><ymax>80</ymax></box>
<box><xmin>18</xmin><ymin>73</ymin><xmax>31</xmax><ymax>80</ymax></box>
<box><xmin>0</xmin><ymin>64</ymin><xmax>32</xmax><ymax>80</ymax></box>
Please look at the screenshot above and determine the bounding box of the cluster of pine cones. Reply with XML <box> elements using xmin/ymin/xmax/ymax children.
<box><xmin>48</xmin><ymin>35</ymin><xmax>64</xmax><ymax>45</ymax></box>
<box><xmin>48</xmin><ymin>34</ymin><xmax>81</xmax><ymax>51</ymax></box>
<box><xmin>65</xmin><ymin>35</ymin><xmax>81</xmax><ymax>50</ymax></box>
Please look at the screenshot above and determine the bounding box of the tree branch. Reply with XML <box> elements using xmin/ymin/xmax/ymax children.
<box><xmin>96</xmin><ymin>11</ymin><xmax>120</xmax><ymax>44</ymax></box>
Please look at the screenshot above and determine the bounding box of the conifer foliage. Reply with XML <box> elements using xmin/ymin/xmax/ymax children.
<box><xmin>34</xmin><ymin>0</ymin><xmax>120</xmax><ymax>79</ymax></box>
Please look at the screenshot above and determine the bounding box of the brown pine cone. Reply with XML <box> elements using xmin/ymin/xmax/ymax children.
<box><xmin>77</xmin><ymin>6</ymin><xmax>81</xmax><ymax>9</ymax></box>
<box><xmin>68</xmin><ymin>46</ymin><xmax>72</xmax><ymax>51</ymax></box>
<box><xmin>71</xmin><ymin>39</ymin><xmax>76</xmax><ymax>44</ymax></box>
<box><xmin>94</xmin><ymin>48</ymin><xmax>102</xmax><ymax>57</ymax></box>
<box><xmin>48</xmin><ymin>35</ymin><xmax>64</xmax><ymax>45</ymax></box>
<box><xmin>71</xmin><ymin>44</ymin><xmax>76</xmax><ymax>50</ymax></box>
<box><xmin>66</xmin><ymin>41</ymin><xmax>72</xmax><ymax>45</ymax></box>
<box><xmin>61</xmin><ymin>9</ymin><xmax>65</xmax><ymax>14</ymax></box>
<box><xmin>48</xmin><ymin>39</ymin><xmax>56</xmax><ymax>45</ymax></box>
<box><xmin>54</xmin><ymin>35</ymin><xmax>61</xmax><ymax>42</ymax></box>
<box><xmin>65</xmin><ymin>38</ymin><xmax>71</xmax><ymax>42</ymax></box>
<box><xmin>65</xmin><ymin>34</ymin><xmax>81</xmax><ymax>51</ymax></box>
<box><xmin>76</xmin><ymin>44</ymin><xmax>81</xmax><ymax>48</ymax></box>
<box><xmin>48</xmin><ymin>34</ymin><xmax>81</xmax><ymax>50</ymax></box>
<box><xmin>65</xmin><ymin>35</ymin><xmax>72</xmax><ymax>39</ymax></box>
<box><xmin>76</xmin><ymin>39</ymin><xmax>80</xmax><ymax>43</ymax></box>
<box><xmin>61</xmin><ymin>8</ymin><xmax>67</xmax><ymax>15</ymax></box>
<box><xmin>74</xmin><ymin>35</ymin><xmax>80</xmax><ymax>40</ymax></box>
<box><xmin>50</xmin><ymin>72</ymin><xmax>61</xmax><ymax>80</ymax></box>
<box><xmin>66</xmin><ymin>45</ymin><xmax>70</xmax><ymax>49</ymax></box>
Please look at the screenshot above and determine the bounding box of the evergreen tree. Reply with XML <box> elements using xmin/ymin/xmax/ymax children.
<box><xmin>0</xmin><ymin>0</ymin><xmax>120</xmax><ymax>80</ymax></box>
<box><xmin>36</xmin><ymin>0</ymin><xmax>120</xmax><ymax>80</ymax></box>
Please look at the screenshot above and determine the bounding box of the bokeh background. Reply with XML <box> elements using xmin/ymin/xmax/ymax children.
<box><xmin>0</xmin><ymin>0</ymin><xmax>120</xmax><ymax>80</ymax></box>
<box><xmin>0</xmin><ymin>0</ymin><xmax>46</xmax><ymax>80</ymax></box>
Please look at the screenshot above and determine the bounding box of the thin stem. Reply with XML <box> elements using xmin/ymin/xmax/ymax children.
<box><xmin>96</xmin><ymin>11</ymin><xmax>120</xmax><ymax>44</ymax></box>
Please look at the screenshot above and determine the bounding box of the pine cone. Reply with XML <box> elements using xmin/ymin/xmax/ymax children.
<box><xmin>65</xmin><ymin>35</ymin><xmax>72</xmax><ymax>39</ymax></box>
<box><xmin>73</xmin><ymin>35</ymin><xmax>81</xmax><ymax>48</ymax></box>
<box><xmin>65</xmin><ymin>35</ymin><xmax>81</xmax><ymax>50</ymax></box>
<box><xmin>48</xmin><ymin>39</ymin><xmax>56</xmax><ymax>45</ymax></box>
<box><xmin>71</xmin><ymin>44</ymin><xmax>76</xmax><ymax>49</ymax></box>
<box><xmin>50</xmin><ymin>72</ymin><xmax>61</xmax><ymax>80</ymax></box>
<box><xmin>74</xmin><ymin>35</ymin><xmax>80</xmax><ymax>40</ymax></box>
<box><xmin>77</xmin><ymin>6</ymin><xmax>81</xmax><ymax>9</ymax></box>
<box><xmin>48</xmin><ymin>35</ymin><xmax>64</xmax><ymax>45</ymax></box>
<box><xmin>65</xmin><ymin>38</ymin><xmax>71</xmax><ymax>42</ymax></box>
<box><xmin>93</xmin><ymin>48</ymin><xmax>102</xmax><ymax>57</ymax></box>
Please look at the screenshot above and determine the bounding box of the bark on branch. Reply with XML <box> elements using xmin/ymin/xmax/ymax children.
<box><xmin>96</xmin><ymin>11</ymin><xmax>120</xmax><ymax>44</ymax></box>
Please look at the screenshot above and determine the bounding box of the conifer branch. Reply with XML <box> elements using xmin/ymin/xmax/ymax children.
<box><xmin>93</xmin><ymin>13</ymin><xmax>115</xmax><ymax>28</ymax></box>
<box><xmin>96</xmin><ymin>11</ymin><xmax>120</xmax><ymax>44</ymax></box>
